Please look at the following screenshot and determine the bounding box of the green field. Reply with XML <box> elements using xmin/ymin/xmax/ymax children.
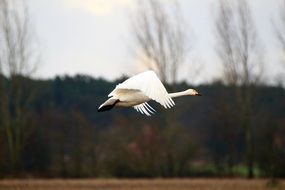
<box><xmin>0</xmin><ymin>179</ymin><xmax>284</xmax><ymax>190</ymax></box>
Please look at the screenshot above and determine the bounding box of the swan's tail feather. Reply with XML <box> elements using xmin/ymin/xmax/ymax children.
<box><xmin>98</xmin><ymin>98</ymin><xmax>119</xmax><ymax>112</ymax></box>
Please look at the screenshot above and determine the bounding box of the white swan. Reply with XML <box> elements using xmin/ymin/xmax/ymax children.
<box><xmin>98</xmin><ymin>70</ymin><xmax>201</xmax><ymax>116</ymax></box>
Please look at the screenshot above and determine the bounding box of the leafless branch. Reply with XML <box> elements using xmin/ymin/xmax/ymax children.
<box><xmin>215</xmin><ymin>0</ymin><xmax>263</xmax><ymax>86</ymax></box>
<box><xmin>131</xmin><ymin>0</ymin><xmax>189</xmax><ymax>85</ymax></box>
<box><xmin>0</xmin><ymin>0</ymin><xmax>39</xmax><ymax>77</ymax></box>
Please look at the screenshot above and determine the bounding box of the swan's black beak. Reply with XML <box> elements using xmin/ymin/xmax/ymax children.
<box><xmin>196</xmin><ymin>93</ymin><xmax>202</xmax><ymax>96</ymax></box>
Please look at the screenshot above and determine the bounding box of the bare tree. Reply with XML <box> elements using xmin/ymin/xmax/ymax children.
<box><xmin>215</xmin><ymin>0</ymin><xmax>263</xmax><ymax>178</ymax></box>
<box><xmin>131</xmin><ymin>0</ymin><xmax>188</xmax><ymax>85</ymax></box>
<box><xmin>0</xmin><ymin>0</ymin><xmax>40</xmax><ymax>172</ymax></box>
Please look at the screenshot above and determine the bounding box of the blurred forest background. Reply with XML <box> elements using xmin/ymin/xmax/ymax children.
<box><xmin>0</xmin><ymin>0</ymin><xmax>285</xmax><ymax>180</ymax></box>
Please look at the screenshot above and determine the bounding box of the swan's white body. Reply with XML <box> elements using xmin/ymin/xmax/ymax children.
<box><xmin>98</xmin><ymin>70</ymin><xmax>200</xmax><ymax>116</ymax></box>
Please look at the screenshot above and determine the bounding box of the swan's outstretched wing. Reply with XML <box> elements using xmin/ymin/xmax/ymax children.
<box><xmin>134</xmin><ymin>102</ymin><xmax>156</xmax><ymax>116</ymax></box>
<box><xmin>109</xmin><ymin>71</ymin><xmax>175</xmax><ymax>108</ymax></box>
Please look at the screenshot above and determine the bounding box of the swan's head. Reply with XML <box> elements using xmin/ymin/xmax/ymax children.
<box><xmin>186</xmin><ymin>89</ymin><xmax>201</xmax><ymax>96</ymax></box>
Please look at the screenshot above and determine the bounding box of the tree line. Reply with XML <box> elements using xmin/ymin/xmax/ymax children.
<box><xmin>0</xmin><ymin>75</ymin><xmax>284</xmax><ymax>178</ymax></box>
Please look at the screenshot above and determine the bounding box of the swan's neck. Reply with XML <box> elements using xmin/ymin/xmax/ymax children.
<box><xmin>169</xmin><ymin>90</ymin><xmax>189</xmax><ymax>98</ymax></box>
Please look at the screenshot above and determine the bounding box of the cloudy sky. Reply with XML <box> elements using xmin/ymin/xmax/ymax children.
<box><xmin>27</xmin><ymin>0</ymin><xmax>283</xmax><ymax>84</ymax></box>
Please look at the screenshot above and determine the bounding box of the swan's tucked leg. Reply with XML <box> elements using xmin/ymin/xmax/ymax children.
<box><xmin>98</xmin><ymin>98</ymin><xmax>119</xmax><ymax>112</ymax></box>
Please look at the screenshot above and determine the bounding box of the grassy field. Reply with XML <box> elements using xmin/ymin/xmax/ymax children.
<box><xmin>0</xmin><ymin>178</ymin><xmax>284</xmax><ymax>190</ymax></box>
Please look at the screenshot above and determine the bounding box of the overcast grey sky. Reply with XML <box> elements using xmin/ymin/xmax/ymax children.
<box><xmin>28</xmin><ymin>0</ymin><xmax>284</xmax><ymax>84</ymax></box>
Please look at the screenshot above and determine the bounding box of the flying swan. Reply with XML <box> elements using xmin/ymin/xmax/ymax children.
<box><xmin>98</xmin><ymin>70</ymin><xmax>201</xmax><ymax>116</ymax></box>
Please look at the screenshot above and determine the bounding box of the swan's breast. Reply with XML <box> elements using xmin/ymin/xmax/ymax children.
<box><xmin>113</xmin><ymin>89</ymin><xmax>150</xmax><ymax>107</ymax></box>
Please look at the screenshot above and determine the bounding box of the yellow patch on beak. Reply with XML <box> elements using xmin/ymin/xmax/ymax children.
<box><xmin>195</xmin><ymin>91</ymin><xmax>202</xmax><ymax>96</ymax></box>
